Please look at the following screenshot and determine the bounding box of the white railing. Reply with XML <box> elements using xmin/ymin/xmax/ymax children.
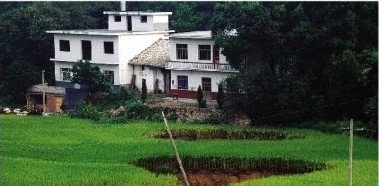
<box><xmin>166</xmin><ymin>61</ymin><xmax>237</xmax><ymax>71</ymax></box>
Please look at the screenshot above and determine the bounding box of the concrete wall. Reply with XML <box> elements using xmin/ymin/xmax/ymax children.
<box><xmin>170</xmin><ymin>70</ymin><xmax>234</xmax><ymax>92</ymax></box>
<box><xmin>108</xmin><ymin>15</ymin><xmax>169</xmax><ymax>32</ymax></box>
<box><xmin>53</xmin><ymin>34</ymin><xmax>119</xmax><ymax>64</ymax></box>
<box><xmin>54</xmin><ymin>61</ymin><xmax>120</xmax><ymax>85</ymax></box>
<box><xmin>169</xmin><ymin>38</ymin><xmax>228</xmax><ymax>64</ymax></box>
<box><xmin>108</xmin><ymin>15</ymin><xmax>128</xmax><ymax>30</ymax></box>
<box><xmin>133</xmin><ymin>65</ymin><xmax>164</xmax><ymax>93</ymax></box>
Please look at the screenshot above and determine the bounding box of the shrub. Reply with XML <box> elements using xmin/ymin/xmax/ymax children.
<box><xmin>197</xmin><ymin>85</ymin><xmax>206</xmax><ymax>108</ymax></box>
<box><xmin>126</xmin><ymin>100</ymin><xmax>157</xmax><ymax>119</ymax></box>
<box><xmin>217</xmin><ymin>83</ymin><xmax>224</xmax><ymax>109</ymax></box>
<box><xmin>69</xmin><ymin>101</ymin><xmax>102</xmax><ymax>121</ymax></box>
<box><xmin>141</xmin><ymin>80</ymin><xmax>147</xmax><ymax>103</ymax></box>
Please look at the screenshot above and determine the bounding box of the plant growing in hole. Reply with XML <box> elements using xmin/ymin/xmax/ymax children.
<box><xmin>197</xmin><ymin>85</ymin><xmax>206</xmax><ymax>108</ymax></box>
<box><xmin>141</xmin><ymin>80</ymin><xmax>147</xmax><ymax>103</ymax></box>
<box><xmin>217</xmin><ymin>82</ymin><xmax>224</xmax><ymax>109</ymax></box>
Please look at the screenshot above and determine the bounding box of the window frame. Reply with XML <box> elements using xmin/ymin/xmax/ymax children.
<box><xmin>60</xmin><ymin>68</ymin><xmax>72</xmax><ymax>81</ymax></box>
<box><xmin>104</xmin><ymin>70</ymin><xmax>115</xmax><ymax>84</ymax></box>
<box><xmin>114</xmin><ymin>15</ymin><xmax>121</xmax><ymax>22</ymax></box>
<box><xmin>104</xmin><ymin>41</ymin><xmax>114</xmax><ymax>54</ymax></box>
<box><xmin>198</xmin><ymin>45</ymin><xmax>211</xmax><ymax>60</ymax></box>
<box><xmin>176</xmin><ymin>44</ymin><xmax>188</xmax><ymax>60</ymax></box>
<box><xmin>177</xmin><ymin>75</ymin><xmax>188</xmax><ymax>90</ymax></box>
<box><xmin>59</xmin><ymin>40</ymin><xmax>70</xmax><ymax>52</ymax></box>
<box><xmin>140</xmin><ymin>15</ymin><xmax>147</xmax><ymax>23</ymax></box>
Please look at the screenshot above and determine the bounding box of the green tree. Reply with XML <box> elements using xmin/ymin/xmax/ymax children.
<box><xmin>71</xmin><ymin>60</ymin><xmax>110</xmax><ymax>103</ymax></box>
<box><xmin>212</xmin><ymin>2</ymin><xmax>378</xmax><ymax>125</ymax></box>
<box><xmin>141</xmin><ymin>80</ymin><xmax>147</xmax><ymax>103</ymax></box>
<box><xmin>217</xmin><ymin>83</ymin><xmax>224</xmax><ymax>109</ymax></box>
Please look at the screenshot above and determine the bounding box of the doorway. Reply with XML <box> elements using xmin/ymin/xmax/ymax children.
<box><xmin>81</xmin><ymin>40</ymin><xmax>91</xmax><ymax>60</ymax></box>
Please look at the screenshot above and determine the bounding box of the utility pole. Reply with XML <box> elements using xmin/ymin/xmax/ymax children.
<box><xmin>42</xmin><ymin>70</ymin><xmax>46</xmax><ymax>116</ymax></box>
<box><xmin>342</xmin><ymin>119</ymin><xmax>364</xmax><ymax>186</ymax></box>
<box><xmin>161</xmin><ymin>111</ymin><xmax>190</xmax><ymax>186</ymax></box>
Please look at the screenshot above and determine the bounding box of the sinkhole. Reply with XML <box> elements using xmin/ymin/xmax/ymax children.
<box><xmin>134</xmin><ymin>156</ymin><xmax>326</xmax><ymax>186</ymax></box>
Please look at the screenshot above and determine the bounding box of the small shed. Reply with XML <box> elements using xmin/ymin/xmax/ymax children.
<box><xmin>26</xmin><ymin>84</ymin><xmax>66</xmax><ymax>113</ymax></box>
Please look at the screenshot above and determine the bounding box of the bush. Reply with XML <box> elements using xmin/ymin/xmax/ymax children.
<box><xmin>126</xmin><ymin>100</ymin><xmax>157</xmax><ymax>119</ymax></box>
<box><xmin>217</xmin><ymin>83</ymin><xmax>224</xmax><ymax>109</ymax></box>
<box><xmin>69</xmin><ymin>101</ymin><xmax>102</xmax><ymax>121</ymax></box>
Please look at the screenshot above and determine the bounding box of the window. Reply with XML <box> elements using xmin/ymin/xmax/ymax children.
<box><xmin>60</xmin><ymin>68</ymin><xmax>72</xmax><ymax>81</ymax></box>
<box><xmin>176</xmin><ymin>44</ymin><xmax>188</xmax><ymax>60</ymax></box>
<box><xmin>199</xmin><ymin>45</ymin><xmax>211</xmax><ymax>60</ymax></box>
<box><xmin>59</xmin><ymin>40</ymin><xmax>70</xmax><ymax>52</ymax></box>
<box><xmin>140</xmin><ymin>16</ymin><xmax>147</xmax><ymax>23</ymax></box>
<box><xmin>104</xmin><ymin>42</ymin><xmax>114</xmax><ymax>54</ymax></box>
<box><xmin>81</xmin><ymin>40</ymin><xmax>91</xmax><ymax>60</ymax></box>
<box><xmin>177</xmin><ymin>76</ymin><xmax>188</xmax><ymax>90</ymax></box>
<box><xmin>202</xmin><ymin>77</ymin><xmax>211</xmax><ymax>92</ymax></box>
<box><xmin>104</xmin><ymin>70</ymin><xmax>114</xmax><ymax>84</ymax></box>
<box><xmin>141</xmin><ymin>65</ymin><xmax>145</xmax><ymax>71</ymax></box>
<box><xmin>114</xmin><ymin>15</ymin><xmax>121</xmax><ymax>22</ymax></box>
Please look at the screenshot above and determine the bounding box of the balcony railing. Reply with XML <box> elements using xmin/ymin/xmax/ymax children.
<box><xmin>166</xmin><ymin>61</ymin><xmax>237</xmax><ymax>71</ymax></box>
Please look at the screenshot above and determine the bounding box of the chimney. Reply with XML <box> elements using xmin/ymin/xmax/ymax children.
<box><xmin>120</xmin><ymin>1</ymin><xmax>126</xmax><ymax>12</ymax></box>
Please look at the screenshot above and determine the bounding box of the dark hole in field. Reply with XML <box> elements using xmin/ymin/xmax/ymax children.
<box><xmin>134</xmin><ymin>156</ymin><xmax>326</xmax><ymax>186</ymax></box>
<box><xmin>154</xmin><ymin>128</ymin><xmax>300</xmax><ymax>141</ymax></box>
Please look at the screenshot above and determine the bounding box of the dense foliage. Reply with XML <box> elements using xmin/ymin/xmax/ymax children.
<box><xmin>212</xmin><ymin>2</ymin><xmax>377</xmax><ymax>131</ymax></box>
<box><xmin>71</xmin><ymin>60</ymin><xmax>110</xmax><ymax>101</ymax></box>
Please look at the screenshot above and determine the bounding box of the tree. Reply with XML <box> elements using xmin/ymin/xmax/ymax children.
<box><xmin>2</xmin><ymin>60</ymin><xmax>40</xmax><ymax>105</ymax></box>
<box><xmin>217</xmin><ymin>83</ymin><xmax>224</xmax><ymax>109</ymax></box>
<box><xmin>212</xmin><ymin>2</ymin><xmax>378</xmax><ymax>124</ymax></box>
<box><xmin>197</xmin><ymin>85</ymin><xmax>206</xmax><ymax>108</ymax></box>
<box><xmin>71</xmin><ymin>60</ymin><xmax>110</xmax><ymax>103</ymax></box>
<box><xmin>141</xmin><ymin>80</ymin><xmax>147</xmax><ymax>103</ymax></box>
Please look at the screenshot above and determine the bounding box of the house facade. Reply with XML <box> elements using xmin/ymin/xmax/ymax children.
<box><xmin>47</xmin><ymin>11</ymin><xmax>173</xmax><ymax>88</ymax></box>
<box><xmin>166</xmin><ymin>31</ymin><xmax>238</xmax><ymax>99</ymax></box>
<box><xmin>47</xmin><ymin>5</ymin><xmax>238</xmax><ymax>105</ymax></box>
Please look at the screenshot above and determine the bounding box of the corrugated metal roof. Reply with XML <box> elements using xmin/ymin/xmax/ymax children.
<box><xmin>28</xmin><ymin>84</ymin><xmax>66</xmax><ymax>94</ymax></box>
<box><xmin>129</xmin><ymin>39</ymin><xmax>169</xmax><ymax>68</ymax></box>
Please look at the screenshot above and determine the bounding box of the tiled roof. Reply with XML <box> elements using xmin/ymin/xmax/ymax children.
<box><xmin>28</xmin><ymin>84</ymin><xmax>66</xmax><ymax>94</ymax></box>
<box><xmin>129</xmin><ymin>39</ymin><xmax>169</xmax><ymax>68</ymax></box>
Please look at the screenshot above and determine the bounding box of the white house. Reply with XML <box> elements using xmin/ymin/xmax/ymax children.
<box><xmin>47</xmin><ymin>9</ymin><xmax>173</xmax><ymax>88</ymax></box>
<box><xmin>129</xmin><ymin>30</ymin><xmax>238</xmax><ymax>99</ymax></box>
<box><xmin>47</xmin><ymin>4</ymin><xmax>238</xmax><ymax>106</ymax></box>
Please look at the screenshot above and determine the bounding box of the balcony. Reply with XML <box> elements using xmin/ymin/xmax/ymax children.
<box><xmin>165</xmin><ymin>61</ymin><xmax>238</xmax><ymax>72</ymax></box>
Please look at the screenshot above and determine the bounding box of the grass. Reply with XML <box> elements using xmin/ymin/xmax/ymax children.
<box><xmin>0</xmin><ymin>115</ymin><xmax>377</xmax><ymax>185</ymax></box>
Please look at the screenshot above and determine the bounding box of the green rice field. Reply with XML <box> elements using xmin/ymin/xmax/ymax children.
<box><xmin>0</xmin><ymin>115</ymin><xmax>377</xmax><ymax>185</ymax></box>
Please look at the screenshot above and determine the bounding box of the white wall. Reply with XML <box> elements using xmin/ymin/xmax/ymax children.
<box><xmin>133</xmin><ymin>65</ymin><xmax>164</xmax><ymax>93</ymax></box>
<box><xmin>131</xmin><ymin>15</ymin><xmax>153</xmax><ymax>32</ymax></box>
<box><xmin>53</xmin><ymin>34</ymin><xmax>119</xmax><ymax>64</ymax></box>
<box><xmin>169</xmin><ymin>38</ymin><xmax>228</xmax><ymax>64</ymax></box>
<box><xmin>170</xmin><ymin>70</ymin><xmax>235</xmax><ymax>92</ymax></box>
<box><xmin>54</xmin><ymin>61</ymin><xmax>120</xmax><ymax>85</ymax></box>
<box><xmin>108</xmin><ymin>15</ymin><xmax>128</xmax><ymax>30</ymax></box>
<box><xmin>108</xmin><ymin>15</ymin><xmax>168</xmax><ymax>32</ymax></box>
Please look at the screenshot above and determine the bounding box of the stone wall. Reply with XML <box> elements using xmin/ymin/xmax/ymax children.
<box><xmin>154</xmin><ymin>106</ymin><xmax>251</xmax><ymax>125</ymax></box>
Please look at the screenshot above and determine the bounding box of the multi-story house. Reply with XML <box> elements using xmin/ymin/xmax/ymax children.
<box><xmin>130</xmin><ymin>31</ymin><xmax>238</xmax><ymax>99</ymax></box>
<box><xmin>46</xmin><ymin>5</ymin><xmax>173</xmax><ymax>107</ymax></box>
<box><xmin>47</xmin><ymin>4</ymin><xmax>238</xmax><ymax>107</ymax></box>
